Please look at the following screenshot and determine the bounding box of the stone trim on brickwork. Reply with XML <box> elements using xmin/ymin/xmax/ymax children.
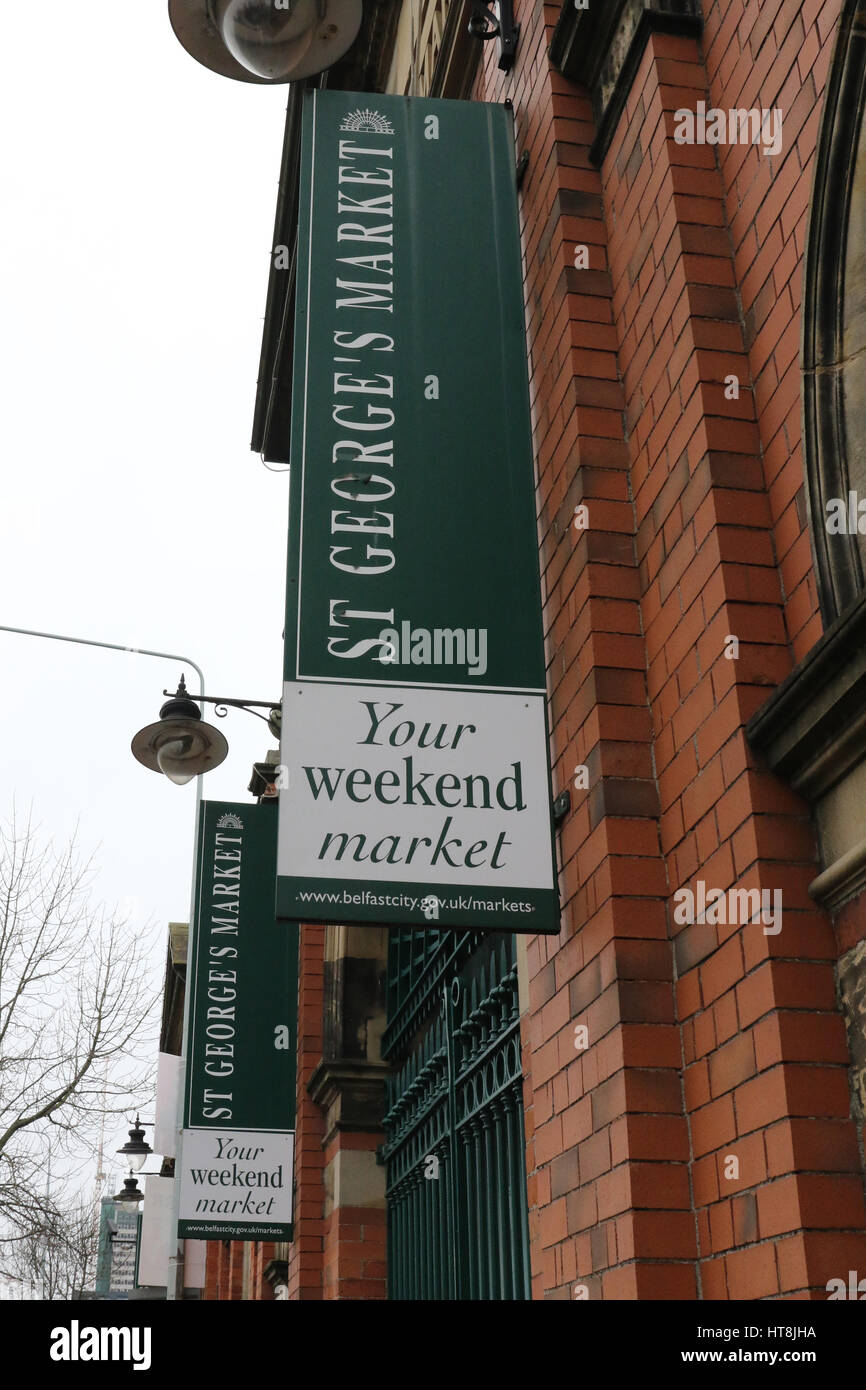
<box><xmin>549</xmin><ymin>0</ymin><xmax>702</xmax><ymax>162</ymax></box>
<box><xmin>838</xmin><ymin>939</ymin><xmax>866</xmax><ymax>1119</ymax></box>
<box><xmin>802</xmin><ymin>0</ymin><xmax>866</xmax><ymax>622</ymax></box>
<box><xmin>747</xmin><ymin>591</ymin><xmax>866</xmax><ymax>912</ymax></box>
<box><xmin>308</xmin><ymin>1059</ymin><xmax>389</xmax><ymax>1143</ymax></box>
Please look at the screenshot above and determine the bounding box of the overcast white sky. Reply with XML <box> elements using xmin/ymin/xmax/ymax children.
<box><xmin>0</xmin><ymin>4</ymin><xmax>290</xmax><ymax>1186</ymax></box>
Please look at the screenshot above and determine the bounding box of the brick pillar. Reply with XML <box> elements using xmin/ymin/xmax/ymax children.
<box><xmin>613</xmin><ymin>22</ymin><xmax>865</xmax><ymax>1301</ymax></box>
<box><xmin>320</xmin><ymin>1134</ymin><xmax>387</xmax><ymax>1300</ymax></box>
<box><xmin>225</xmin><ymin>1241</ymin><xmax>244</xmax><ymax>1300</ymax></box>
<box><xmin>471</xmin><ymin>0</ymin><xmax>866</xmax><ymax>1299</ymax></box>
<box><xmin>287</xmin><ymin>922</ymin><xmax>327</xmax><ymax>1299</ymax></box>
<box><xmin>216</xmin><ymin>1242</ymin><xmax>227</xmax><ymax>1300</ymax></box>
<box><xmin>213</xmin><ymin>1240</ymin><xmax>234</xmax><ymax>1300</ymax></box>
<box><xmin>311</xmin><ymin>924</ymin><xmax>388</xmax><ymax>1300</ymax></box>
<box><xmin>248</xmin><ymin>1242</ymin><xmax>276</xmax><ymax>1300</ymax></box>
<box><xmin>474</xmin><ymin>0</ymin><xmax>682</xmax><ymax>1299</ymax></box>
<box><xmin>204</xmin><ymin>1242</ymin><xmax>220</xmax><ymax>1300</ymax></box>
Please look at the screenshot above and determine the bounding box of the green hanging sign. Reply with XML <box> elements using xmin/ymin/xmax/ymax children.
<box><xmin>277</xmin><ymin>90</ymin><xmax>559</xmax><ymax>934</ymax></box>
<box><xmin>178</xmin><ymin>800</ymin><xmax>298</xmax><ymax>1241</ymax></box>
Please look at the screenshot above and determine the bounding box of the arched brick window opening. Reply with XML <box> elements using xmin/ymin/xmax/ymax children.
<box><xmin>802</xmin><ymin>0</ymin><xmax>866</xmax><ymax>622</ymax></box>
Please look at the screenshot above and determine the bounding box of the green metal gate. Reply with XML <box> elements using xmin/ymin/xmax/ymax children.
<box><xmin>381</xmin><ymin>929</ymin><xmax>531</xmax><ymax>1299</ymax></box>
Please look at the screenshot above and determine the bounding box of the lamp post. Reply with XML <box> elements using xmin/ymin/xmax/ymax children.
<box><xmin>0</xmin><ymin>625</ymin><xmax>206</xmax><ymax>703</ymax></box>
<box><xmin>129</xmin><ymin>674</ymin><xmax>280</xmax><ymax>1298</ymax></box>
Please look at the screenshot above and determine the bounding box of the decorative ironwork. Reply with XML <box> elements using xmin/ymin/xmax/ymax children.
<box><xmin>162</xmin><ymin>688</ymin><xmax>280</xmax><ymax>729</ymax></box>
<box><xmin>382</xmin><ymin>930</ymin><xmax>530</xmax><ymax>1299</ymax></box>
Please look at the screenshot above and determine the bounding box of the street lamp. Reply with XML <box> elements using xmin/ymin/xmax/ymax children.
<box><xmin>131</xmin><ymin>674</ymin><xmax>281</xmax><ymax>785</ymax></box>
<box><xmin>111</xmin><ymin>1173</ymin><xmax>145</xmax><ymax>1207</ymax></box>
<box><xmin>116</xmin><ymin>1117</ymin><xmax>153</xmax><ymax>1174</ymax></box>
<box><xmin>131</xmin><ymin>676</ymin><xmax>229</xmax><ymax>785</ymax></box>
<box><xmin>168</xmin><ymin>0</ymin><xmax>363</xmax><ymax>83</ymax></box>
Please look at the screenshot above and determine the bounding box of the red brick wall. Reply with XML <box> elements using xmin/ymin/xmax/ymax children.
<box><xmin>471</xmin><ymin>0</ymin><xmax>866</xmax><ymax>1298</ymax></box>
<box><xmin>203</xmin><ymin>1239</ymin><xmax>245</xmax><ymax>1300</ymax></box>
<box><xmin>248</xmin><ymin>1241</ymin><xmax>277</xmax><ymax>1299</ymax></box>
<box><xmin>200</xmin><ymin>921</ymin><xmax>387</xmax><ymax>1302</ymax></box>
<box><xmin>204</xmin><ymin>1242</ymin><xmax>219</xmax><ymax>1300</ymax></box>
<box><xmin>201</xmin><ymin>1238</ymin><xmax>277</xmax><ymax>1300</ymax></box>
<box><xmin>701</xmin><ymin>0</ymin><xmax>839</xmax><ymax>662</ymax></box>
<box><xmin>287</xmin><ymin>922</ymin><xmax>327</xmax><ymax>1299</ymax></box>
<box><xmin>202</xmin><ymin>923</ymin><xmax>329</xmax><ymax>1302</ymax></box>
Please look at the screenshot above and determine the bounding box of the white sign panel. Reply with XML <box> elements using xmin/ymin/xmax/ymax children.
<box><xmin>154</xmin><ymin>1052</ymin><xmax>182</xmax><ymax>1158</ymax></box>
<box><xmin>177</xmin><ymin>1129</ymin><xmax>294</xmax><ymax>1241</ymax></box>
<box><xmin>138</xmin><ymin>1176</ymin><xmax>173</xmax><ymax>1288</ymax></box>
<box><xmin>279</xmin><ymin>91</ymin><xmax>560</xmax><ymax>935</ymax></box>
<box><xmin>277</xmin><ymin>681</ymin><xmax>555</xmax><ymax>930</ymax></box>
<box><xmin>183</xmin><ymin>1239</ymin><xmax>206</xmax><ymax>1290</ymax></box>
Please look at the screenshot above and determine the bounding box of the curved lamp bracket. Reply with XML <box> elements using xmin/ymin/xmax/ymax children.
<box><xmin>163</xmin><ymin>689</ymin><xmax>281</xmax><ymax>732</ymax></box>
<box><xmin>467</xmin><ymin>0</ymin><xmax>519</xmax><ymax>70</ymax></box>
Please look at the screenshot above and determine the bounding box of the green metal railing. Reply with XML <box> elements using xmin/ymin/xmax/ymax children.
<box><xmin>381</xmin><ymin>930</ymin><xmax>531</xmax><ymax>1299</ymax></box>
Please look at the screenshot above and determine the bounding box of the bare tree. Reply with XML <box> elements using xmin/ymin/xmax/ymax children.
<box><xmin>3</xmin><ymin>1195</ymin><xmax>101</xmax><ymax>1299</ymax></box>
<box><xmin>0</xmin><ymin>807</ymin><xmax>159</xmax><ymax>1239</ymax></box>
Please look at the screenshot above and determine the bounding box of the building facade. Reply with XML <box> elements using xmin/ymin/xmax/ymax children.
<box><xmin>94</xmin><ymin>1199</ymin><xmax>140</xmax><ymax>1299</ymax></box>
<box><xmin>208</xmin><ymin>0</ymin><xmax>866</xmax><ymax>1299</ymax></box>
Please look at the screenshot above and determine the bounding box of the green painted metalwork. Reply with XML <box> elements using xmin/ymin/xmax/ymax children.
<box><xmin>382</xmin><ymin>930</ymin><xmax>530</xmax><ymax>1299</ymax></box>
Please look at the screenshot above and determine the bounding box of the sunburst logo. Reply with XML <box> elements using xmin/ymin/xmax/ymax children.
<box><xmin>216</xmin><ymin>813</ymin><xmax>243</xmax><ymax>830</ymax></box>
<box><xmin>340</xmin><ymin>108</ymin><xmax>394</xmax><ymax>135</ymax></box>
